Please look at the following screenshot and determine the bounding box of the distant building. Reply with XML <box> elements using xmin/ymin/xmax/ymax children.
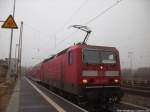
<box><xmin>5</xmin><ymin>58</ymin><xmax>18</xmax><ymax>74</ymax></box>
<box><xmin>0</xmin><ymin>58</ymin><xmax>18</xmax><ymax>77</ymax></box>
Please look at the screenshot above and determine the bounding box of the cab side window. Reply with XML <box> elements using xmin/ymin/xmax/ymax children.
<box><xmin>68</xmin><ymin>51</ymin><xmax>73</xmax><ymax>64</ymax></box>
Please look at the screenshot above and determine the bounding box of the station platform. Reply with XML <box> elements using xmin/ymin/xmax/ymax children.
<box><xmin>7</xmin><ymin>77</ymin><xmax>87</xmax><ymax>112</ymax></box>
<box><xmin>19</xmin><ymin>78</ymin><xmax>57</xmax><ymax>112</ymax></box>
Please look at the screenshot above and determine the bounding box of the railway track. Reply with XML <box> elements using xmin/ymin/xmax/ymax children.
<box><xmin>122</xmin><ymin>87</ymin><xmax>150</xmax><ymax>97</ymax></box>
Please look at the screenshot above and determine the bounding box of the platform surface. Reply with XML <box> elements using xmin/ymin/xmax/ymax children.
<box><xmin>19</xmin><ymin>77</ymin><xmax>87</xmax><ymax>112</ymax></box>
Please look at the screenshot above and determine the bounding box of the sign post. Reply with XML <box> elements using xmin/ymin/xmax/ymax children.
<box><xmin>1</xmin><ymin>14</ymin><xmax>18</xmax><ymax>80</ymax></box>
<box><xmin>0</xmin><ymin>0</ymin><xmax>17</xmax><ymax>81</ymax></box>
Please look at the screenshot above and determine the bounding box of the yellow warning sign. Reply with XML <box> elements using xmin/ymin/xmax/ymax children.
<box><xmin>1</xmin><ymin>15</ymin><xmax>18</xmax><ymax>29</ymax></box>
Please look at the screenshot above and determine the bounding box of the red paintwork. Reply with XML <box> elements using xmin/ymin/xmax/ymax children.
<box><xmin>28</xmin><ymin>44</ymin><xmax>121</xmax><ymax>88</ymax></box>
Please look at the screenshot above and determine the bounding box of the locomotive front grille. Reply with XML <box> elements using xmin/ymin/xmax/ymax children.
<box><xmin>82</xmin><ymin>70</ymin><xmax>98</xmax><ymax>76</ymax></box>
<box><xmin>85</xmin><ymin>85</ymin><xmax>120</xmax><ymax>88</ymax></box>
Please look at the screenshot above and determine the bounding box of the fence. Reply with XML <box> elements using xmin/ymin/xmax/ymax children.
<box><xmin>122</xmin><ymin>79</ymin><xmax>150</xmax><ymax>88</ymax></box>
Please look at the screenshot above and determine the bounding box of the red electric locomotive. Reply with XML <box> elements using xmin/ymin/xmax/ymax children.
<box><xmin>28</xmin><ymin>25</ymin><xmax>123</xmax><ymax>109</ymax></box>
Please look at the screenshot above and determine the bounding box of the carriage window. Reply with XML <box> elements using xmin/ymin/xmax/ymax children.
<box><xmin>68</xmin><ymin>51</ymin><xmax>73</xmax><ymax>64</ymax></box>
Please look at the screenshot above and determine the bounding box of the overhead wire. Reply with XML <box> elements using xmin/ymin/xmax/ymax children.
<box><xmin>84</xmin><ymin>0</ymin><xmax>123</xmax><ymax>25</ymax></box>
<box><xmin>24</xmin><ymin>0</ymin><xmax>123</xmax><ymax>60</ymax></box>
<box><xmin>23</xmin><ymin>0</ymin><xmax>123</xmax><ymax>46</ymax></box>
<box><xmin>23</xmin><ymin>0</ymin><xmax>89</xmax><ymax>58</ymax></box>
<box><xmin>52</xmin><ymin>0</ymin><xmax>89</xmax><ymax>37</ymax></box>
<box><xmin>23</xmin><ymin>23</ymin><xmax>54</xmax><ymax>60</ymax></box>
<box><xmin>56</xmin><ymin>29</ymin><xmax>78</xmax><ymax>47</ymax></box>
<box><xmin>43</xmin><ymin>29</ymin><xmax>79</xmax><ymax>57</ymax></box>
<box><xmin>62</xmin><ymin>0</ymin><xmax>123</xmax><ymax>46</ymax></box>
<box><xmin>58</xmin><ymin>0</ymin><xmax>123</xmax><ymax>45</ymax></box>
<box><xmin>43</xmin><ymin>0</ymin><xmax>89</xmax><ymax>56</ymax></box>
<box><xmin>23</xmin><ymin>22</ymin><xmax>52</xmax><ymax>40</ymax></box>
<box><xmin>22</xmin><ymin>1</ymin><xmax>86</xmax><ymax>63</ymax></box>
<box><xmin>23</xmin><ymin>22</ymin><xmax>56</xmax><ymax>50</ymax></box>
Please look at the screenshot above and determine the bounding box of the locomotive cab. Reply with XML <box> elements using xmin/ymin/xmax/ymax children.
<box><xmin>81</xmin><ymin>48</ymin><xmax>121</xmax><ymax>86</ymax></box>
<box><xmin>76</xmin><ymin>45</ymin><xmax>123</xmax><ymax>106</ymax></box>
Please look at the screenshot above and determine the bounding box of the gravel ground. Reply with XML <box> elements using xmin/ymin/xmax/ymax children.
<box><xmin>0</xmin><ymin>80</ymin><xmax>16</xmax><ymax>112</ymax></box>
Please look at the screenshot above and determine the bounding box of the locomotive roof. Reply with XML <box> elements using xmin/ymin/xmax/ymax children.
<box><xmin>42</xmin><ymin>47</ymin><xmax>69</xmax><ymax>63</ymax></box>
<box><xmin>76</xmin><ymin>43</ymin><xmax>117</xmax><ymax>50</ymax></box>
<box><xmin>42</xmin><ymin>44</ymin><xmax>118</xmax><ymax>63</ymax></box>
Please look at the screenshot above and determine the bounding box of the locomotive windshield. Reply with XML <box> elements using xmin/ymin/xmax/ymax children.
<box><xmin>83</xmin><ymin>49</ymin><xmax>116</xmax><ymax>64</ymax></box>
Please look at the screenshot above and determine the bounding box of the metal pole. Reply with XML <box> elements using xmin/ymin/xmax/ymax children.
<box><xmin>15</xmin><ymin>44</ymin><xmax>18</xmax><ymax>74</ymax></box>
<box><xmin>7</xmin><ymin>0</ymin><xmax>16</xmax><ymax>79</ymax></box>
<box><xmin>15</xmin><ymin>44</ymin><xmax>18</xmax><ymax>61</ymax></box>
<box><xmin>20</xmin><ymin>21</ymin><xmax>23</xmax><ymax>78</ymax></box>
<box><xmin>18</xmin><ymin>21</ymin><xmax>23</xmax><ymax>79</ymax></box>
<box><xmin>17</xmin><ymin>39</ymin><xmax>20</xmax><ymax>77</ymax></box>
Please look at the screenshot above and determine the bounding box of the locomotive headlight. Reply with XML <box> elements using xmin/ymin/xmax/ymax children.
<box><xmin>82</xmin><ymin>79</ymin><xmax>88</xmax><ymax>84</ymax></box>
<box><xmin>100</xmin><ymin>66</ymin><xmax>103</xmax><ymax>70</ymax></box>
<box><xmin>114</xmin><ymin>79</ymin><xmax>119</xmax><ymax>83</ymax></box>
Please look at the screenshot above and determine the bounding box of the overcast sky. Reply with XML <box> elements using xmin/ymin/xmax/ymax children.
<box><xmin>0</xmin><ymin>0</ymin><xmax>150</xmax><ymax>68</ymax></box>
